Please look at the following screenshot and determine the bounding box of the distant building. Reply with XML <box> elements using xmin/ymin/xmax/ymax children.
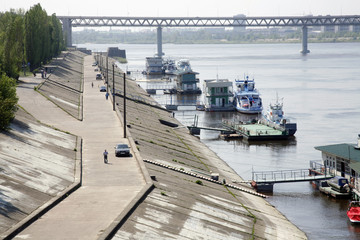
<box><xmin>337</xmin><ymin>25</ymin><xmax>350</xmax><ymax>32</ymax></box>
<box><xmin>321</xmin><ymin>25</ymin><xmax>336</xmax><ymax>32</ymax></box>
<box><xmin>351</xmin><ymin>25</ymin><xmax>360</xmax><ymax>33</ymax></box>
<box><xmin>107</xmin><ymin>47</ymin><xmax>126</xmax><ymax>59</ymax></box>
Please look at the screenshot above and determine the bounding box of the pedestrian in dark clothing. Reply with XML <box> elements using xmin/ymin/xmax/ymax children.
<box><xmin>103</xmin><ymin>150</ymin><xmax>108</xmax><ymax>163</ymax></box>
<box><xmin>105</xmin><ymin>92</ymin><xmax>109</xmax><ymax>100</ymax></box>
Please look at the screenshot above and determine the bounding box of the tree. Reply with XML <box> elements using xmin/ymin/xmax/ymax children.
<box><xmin>0</xmin><ymin>74</ymin><xmax>18</xmax><ymax>130</ymax></box>
<box><xmin>24</xmin><ymin>4</ymin><xmax>50</xmax><ymax>71</ymax></box>
<box><xmin>0</xmin><ymin>10</ymin><xmax>25</xmax><ymax>79</ymax></box>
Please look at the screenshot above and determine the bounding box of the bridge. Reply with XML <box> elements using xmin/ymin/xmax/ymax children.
<box><xmin>58</xmin><ymin>15</ymin><xmax>360</xmax><ymax>54</ymax></box>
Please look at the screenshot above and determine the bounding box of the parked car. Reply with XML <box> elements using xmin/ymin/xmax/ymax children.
<box><xmin>99</xmin><ymin>86</ymin><xmax>106</xmax><ymax>92</ymax></box>
<box><xmin>115</xmin><ymin>144</ymin><xmax>130</xmax><ymax>157</ymax></box>
<box><xmin>92</xmin><ymin>62</ymin><xmax>97</xmax><ymax>66</ymax></box>
<box><xmin>96</xmin><ymin>73</ymin><xmax>102</xmax><ymax>80</ymax></box>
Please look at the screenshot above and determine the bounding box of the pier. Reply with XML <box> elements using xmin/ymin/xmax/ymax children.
<box><xmin>251</xmin><ymin>161</ymin><xmax>335</xmax><ymax>192</ymax></box>
<box><xmin>222</xmin><ymin>120</ymin><xmax>291</xmax><ymax>141</ymax></box>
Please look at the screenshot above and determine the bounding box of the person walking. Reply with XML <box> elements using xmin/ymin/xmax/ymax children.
<box><xmin>91</xmin><ymin>82</ymin><xmax>94</xmax><ymax>88</ymax></box>
<box><xmin>103</xmin><ymin>149</ymin><xmax>108</xmax><ymax>163</ymax></box>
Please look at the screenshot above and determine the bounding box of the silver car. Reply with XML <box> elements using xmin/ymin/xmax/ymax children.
<box><xmin>115</xmin><ymin>144</ymin><xmax>130</xmax><ymax>157</ymax></box>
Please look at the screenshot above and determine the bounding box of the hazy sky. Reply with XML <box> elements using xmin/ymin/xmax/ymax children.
<box><xmin>1</xmin><ymin>0</ymin><xmax>360</xmax><ymax>17</ymax></box>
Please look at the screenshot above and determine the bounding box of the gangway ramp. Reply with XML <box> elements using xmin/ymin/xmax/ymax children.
<box><xmin>252</xmin><ymin>169</ymin><xmax>334</xmax><ymax>184</ymax></box>
<box><xmin>251</xmin><ymin>168</ymin><xmax>334</xmax><ymax>192</ymax></box>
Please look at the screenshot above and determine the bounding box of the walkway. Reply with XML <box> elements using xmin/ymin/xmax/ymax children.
<box><xmin>14</xmin><ymin>55</ymin><xmax>147</xmax><ymax>239</ymax></box>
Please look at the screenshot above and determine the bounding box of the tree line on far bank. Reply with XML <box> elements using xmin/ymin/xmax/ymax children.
<box><xmin>0</xmin><ymin>3</ymin><xmax>65</xmax><ymax>130</ymax></box>
<box><xmin>73</xmin><ymin>28</ymin><xmax>360</xmax><ymax>45</ymax></box>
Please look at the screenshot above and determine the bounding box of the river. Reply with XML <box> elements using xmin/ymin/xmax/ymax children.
<box><xmin>77</xmin><ymin>42</ymin><xmax>360</xmax><ymax>239</ymax></box>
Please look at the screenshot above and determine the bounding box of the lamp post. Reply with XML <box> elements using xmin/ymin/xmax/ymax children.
<box><xmin>106</xmin><ymin>56</ymin><xmax>109</xmax><ymax>92</ymax></box>
<box><xmin>123</xmin><ymin>72</ymin><xmax>126</xmax><ymax>138</ymax></box>
<box><xmin>112</xmin><ymin>64</ymin><xmax>115</xmax><ymax>111</ymax></box>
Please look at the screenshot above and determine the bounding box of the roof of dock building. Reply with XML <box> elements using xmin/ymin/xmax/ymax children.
<box><xmin>315</xmin><ymin>143</ymin><xmax>360</xmax><ymax>162</ymax></box>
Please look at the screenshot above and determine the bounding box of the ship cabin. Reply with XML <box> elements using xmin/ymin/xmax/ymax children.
<box><xmin>203</xmin><ymin>79</ymin><xmax>234</xmax><ymax>111</ymax></box>
<box><xmin>146</xmin><ymin>56</ymin><xmax>163</xmax><ymax>75</ymax></box>
<box><xmin>175</xmin><ymin>70</ymin><xmax>201</xmax><ymax>94</ymax></box>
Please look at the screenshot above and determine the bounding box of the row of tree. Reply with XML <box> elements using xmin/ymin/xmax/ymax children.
<box><xmin>0</xmin><ymin>4</ymin><xmax>65</xmax><ymax>130</ymax></box>
<box><xmin>0</xmin><ymin>4</ymin><xmax>65</xmax><ymax>79</ymax></box>
<box><xmin>73</xmin><ymin>28</ymin><xmax>360</xmax><ymax>45</ymax></box>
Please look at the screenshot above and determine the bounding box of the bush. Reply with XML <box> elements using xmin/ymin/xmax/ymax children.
<box><xmin>0</xmin><ymin>74</ymin><xmax>18</xmax><ymax>130</ymax></box>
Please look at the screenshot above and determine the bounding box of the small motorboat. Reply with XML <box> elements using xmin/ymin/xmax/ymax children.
<box><xmin>347</xmin><ymin>201</ymin><xmax>360</xmax><ymax>223</ymax></box>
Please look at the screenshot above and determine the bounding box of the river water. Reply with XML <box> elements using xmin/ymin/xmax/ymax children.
<box><xmin>77</xmin><ymin>42</ymin><xmax>360</xmax><ymax>239</ymax></box>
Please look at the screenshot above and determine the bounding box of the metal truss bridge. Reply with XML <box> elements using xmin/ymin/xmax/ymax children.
<box><xmin>58</xmin><ymin>15</ymin><xmax>360</xmax><ymax>27</ymax></box>
<box><xmin>58</xmin><ymin>15</ymin><xmax>360</xmax><ymax>54</ymax></box>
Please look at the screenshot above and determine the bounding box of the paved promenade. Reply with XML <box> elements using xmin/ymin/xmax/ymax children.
<box><xmin>14</xmin><ymin>55</ymin><xmax>147</xmax><ymax>239</ymax></box>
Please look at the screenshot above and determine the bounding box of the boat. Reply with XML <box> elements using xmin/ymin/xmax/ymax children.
<box><xmin>203</xmin><ymin>79</ymin><xmax>235</xmax><ymax>112</ymax></box>
<box><xmin>347</xmin><ymin>201</ymin><xmax>360</xmax><ymax>223</ymax></box>
<box><xmin>145</xmin><ymin>56</ymin><xmax>163</xmax><ymax>75</ymax></box>
<box><xmin>327</xmin><ymin>176</ymin><xmax>350</xmax><ymax>193</ymax></box>
<box><xmin>163</xmin><ymin>59</ymin><xmax>177</xmax><ymax>75</ymax></box>
<box><xmin>261</xmin><ymin>94</ymin><xmax>297</xmax><ymax>136</ymax></box>
<box><xmin>318</xmin><ymin>176</ymin><xmax>352</xmax><ymax>198</ymax></box>
<box><xmin>174</xmin><ymin>69</ymin><xmax>201</xmax><ymax>95</ymax></box>
<box><xmin>176</xmin><ymin>59</ymin><xmax>192</xmax><ymax>73</ymax></box>
<box><xmin>234</xmin><ymin>76</ymin><xmax>263</xmax><ymax>114</ymax></box>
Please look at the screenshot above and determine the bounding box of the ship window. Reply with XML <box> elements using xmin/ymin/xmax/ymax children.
<box><xmin>327</xmin><ymin>160</ymin><xmax>329</xmax><ymax>165</ymax></box>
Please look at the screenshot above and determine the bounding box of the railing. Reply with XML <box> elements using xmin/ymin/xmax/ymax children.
<box><xmin>252</xmin><ymin>167</ymin><xmax>334</xmax><ymax>184</ymax></box>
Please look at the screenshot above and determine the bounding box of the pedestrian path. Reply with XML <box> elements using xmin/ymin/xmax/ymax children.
<box><xmin>14</xmin><ymin>55</ymin><xmax>146</xmax><ymax>239</ymax></box>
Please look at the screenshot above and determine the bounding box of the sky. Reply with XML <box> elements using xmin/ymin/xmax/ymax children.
<box><xmin>1</xmin><ymin>0</ymin><xmax>360</xmax><ymax>17</ymax></box>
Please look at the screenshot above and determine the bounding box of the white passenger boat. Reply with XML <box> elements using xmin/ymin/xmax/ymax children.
<box><xmin>234</xmin><ymin>76</ymin><xmax>263</xmax><ymax>114</ymax></box>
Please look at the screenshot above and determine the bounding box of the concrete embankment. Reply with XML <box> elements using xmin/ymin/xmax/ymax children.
<box><xmin>0</xmin><ymin>51</ymin><xmax>86</xmax><ymax>238</ymax></box>
<box><xmin>0</xmin><ymin>108</ymin><xmax>81</xmax><ymax>237</ymax></box>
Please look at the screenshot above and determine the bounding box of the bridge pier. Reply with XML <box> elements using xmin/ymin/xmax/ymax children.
<box><xmin>61</xmin><ymin>17</ymin><xmax>73</xmax><ymax>48</ymax></box>
<box><xmin>156</xmin><ymin>26</ymin><xmax>164</xmax><ymax>57</ymax></box>
<box><xmin>300</xmin><ymin>26</ymin><xmax>310</xmax><ymax>54</ymax></box>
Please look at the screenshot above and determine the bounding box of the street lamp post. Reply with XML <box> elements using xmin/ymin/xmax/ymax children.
<box><xmin>112</xmin><ymin>64</ymin><xmax>115</xmax><ymax>111</ymax></box>
<box><xmin>106</xmin><ymin>56</ymin><xmax>109</xmax><ymax>92</ymax></box>
<box><xmin>123</xmin><ymin>72</ymin><xmax>126</xmax><ymax>138</ymax></box>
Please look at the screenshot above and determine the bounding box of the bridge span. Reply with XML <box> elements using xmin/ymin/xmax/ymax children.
<box><xmin>58</xmin><ymin>15</ymin><xmax>360</xmax><ymax>54</ymax></box>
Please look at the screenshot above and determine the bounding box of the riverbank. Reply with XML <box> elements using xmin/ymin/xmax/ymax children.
<box><xmin>1</xmin><ymin>50</ymin><xmax>307</xmax><ymax>239</ymax></box>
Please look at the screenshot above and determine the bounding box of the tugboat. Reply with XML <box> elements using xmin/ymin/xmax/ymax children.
<box><xmin>234</xmin><ymin>76</ymin><xmax>263</xmax><ymax>114</ymax></box>
<box><xmin>261</xmin><ymin>94</ymin><xmax>297</xmax><ymax>136</ymax></box>
<box><xmin>347</xmin><ymin>201</ymin><xmax>360</xmax><ymax>223</ymax></box>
